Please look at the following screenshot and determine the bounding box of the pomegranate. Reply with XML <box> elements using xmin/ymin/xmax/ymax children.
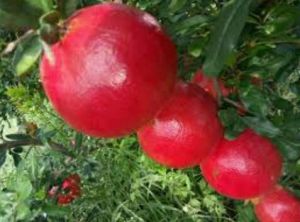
<box><xmin>40</xmin><ymin>3</ymin><xmax>177</xmax><ymax>137</ymax></box>
<box><xmin>57</xmin><ymin>194</ymin><xmax>74</xmax><ymax>205</ymax></box>
<box><xmin>57</xmin><ymin>174</ymin><xmax>81</xmax><ymax>205</ymax></box>
<box><xmin>201</xmin><ymin>129</ymin><xmax>282</xmax><ymax>199</ymax></box>
<box><xmin>192</xmin><ymin>69</ymin><xmax>232</xmax><ymax>100</ymax></box>
<box><xmin>254</xmin><ymin>186</ymin><xmax>300</xmax><ymax>222</ymax></box>
<box><xmin>137</xmin><ymin>81</ymin><xmax>223</xmax><ymax>169</ymax></box>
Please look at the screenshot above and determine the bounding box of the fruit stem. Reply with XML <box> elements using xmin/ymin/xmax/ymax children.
<box><xmin>223</xmin><ymin>97</ymin><xmax>251</xmax><ymax>114</ymax></box>
<box><xmin>213</xmin><ymin>78</ymin><xmax>222</xmax><ymax>106</ymax></box>
<box><xmin>1</xmin><ymin>30</ymin><xmax>35</xmax><ymax>56</ymax></box>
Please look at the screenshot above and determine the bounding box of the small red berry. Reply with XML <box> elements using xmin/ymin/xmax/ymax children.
<box><xmin>254</xmin><ymin>186</ymin><xmax>300</xmax><ymax>222</ymax></box>
<box><xmin>201</xmin><ymin>129</ymin><xmax>282</xmax><ymax>200</ymax></box>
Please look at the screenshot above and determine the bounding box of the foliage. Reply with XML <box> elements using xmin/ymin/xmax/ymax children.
<box><xmin>0</xmin><ymin>0</ymin><xmax>300</xmax><ymax>221</ymax></box>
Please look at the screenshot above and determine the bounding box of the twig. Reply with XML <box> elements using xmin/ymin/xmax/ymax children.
<box><xmin>223</xmin><ymin>97</ymin><xmax>253</xmax><ymax>115</ymax></box>
<box><xmin>0</xmin><ymin>138</ymin><xmax>72</xmax><ymax>156</ymax></box>
<box><xmin>1</xmin><ymin>30</ymin><xmax>35</xmax><ymax>56</ymax></box>
<box><xmin>212</xmin><ymin>78</ymin><xmax>222</xmax><ymax>106</ymax></box>
<box><xmin>0</xmin><ymin>139</ymin><xmax>41</xmax><ymax>150</ymax></box>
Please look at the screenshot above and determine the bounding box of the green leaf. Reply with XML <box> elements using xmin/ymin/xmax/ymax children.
<box><xmin>218</xmin><ymin>108</ymin><xmax>247</xmax><ymax>140</ymax></box>
<box><xmin>13</xmin><ymin>35</ymin><xmax>42</xmax><ymax>76</ymax></box>
<box><xmin>13</xmin><ymin>147</ymin><xmax>24</xmax><ymax>153</ymax></box>
<box><xmin>0</xmin><ymin>149</ymin><xmax>7</xmax><ymax>168</ymax></box>
<box><xmin>11</xmin><ymin>152</ymin><xmax>22</xmax><ymax>167</ymax></box>
<box><xmin>16</xmin><ymin>202</ymin><xmax>31</xmax><ymax>221</ymax></box>
<box><xmin>274</xmin><ymin>136</ymin><xmax>300</xmax><ymax>161</ymax></box>
<box><xmin>188</xmin><ymin>41</ymin><xmax>203</xmax><ymax>58</ymax></box>
<box><xmin>0</xmin><ymin>0</ymin><xmax>53</xmax><ymax>30</ymax></box>
<box><xmin>5</xmin><ymin>133</ymin><xmax>32</xmax><ymax>141</ymax></box>
<box><xmin>39</xmin><ymin>0</ymin><xmax>54</xmax><ymax>12</ymax></box>
<box><xmin>290</xmin><ymin>81</ymin><xmax>300</xmax><ymax>95</ymax></box>
<box><xmin>0</xmin><ymin>0</ymin><xmax>52</xmax><ymax>14</ymax></box>
<box><xmin>271</xmin><ymin>96</ymin><xmax>293</xmax><ymax>111</ymax></box>
<box><xmin>75</xmin><ymin>133</ymin><xmax>83</xmax><ymax>149</ymax></box>
<box><xmin>57</xmin><ymin>0</ymin><xmax>79</xmax><ymax>18</ymax></box>
<box><xmin>236</xmin><ymin>203</ymin><xmax>257</xmax><ymax>222</ymax></box>
<box><xmin>168</xmin><ymin>0</ymin><xmax>187</xmax><ymax>13</ymax></box>
<box><xmin>43</xmin><ymin>205</ymin><xmax>71</xmax><ymax>217</ymax></box>
<box><xmin>242</xmin><ymin>116</ymin><xmax>281</xmax><ymax>138</ymax></box>
<box><xmin>240</xmin><ymin>85</ymin><xmax>270</xmax><ymax>117</ymax></box>
<box><xmin>172</xmin><ymin>15</ymin><xmax>209</xmax><ymax>33</ymax></box>
<box><xmin>10</xmin><ymin>173</ymin><xmax>33</xmax><ymax>201</ymax></box>
<box><xmin>264</xmin><ymin>4</ymin><xmax>300</xmax><ymax>36</ymax></box>
<box><xmin>0</xmin><ymin>9</ymin><xmax>34</xmax><ymax>30</ymax></box>
<box><xmin>203</xmin><ymin>0</ymin><xmax>253</xmax><ymax>76</ymax></box>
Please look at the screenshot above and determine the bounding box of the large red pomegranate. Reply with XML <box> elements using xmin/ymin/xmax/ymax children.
<box><xmin>137</xmin><ymin>81</ymin><xmax>223</xmax><ymax>169</ymax></box>
<box><xmin>201</xmin><ymin>129</ymin><xmax>282</xmax><ymax>200</ymax></box>
<box><xmin>254</xmin><ymin>186</ymin><xmax>300</xmax><ymax>222</ymax></box>
<box><xmin>40</xmin><ymin>3</ymin><xmax>177</xmax><ymax>137</ymax></box>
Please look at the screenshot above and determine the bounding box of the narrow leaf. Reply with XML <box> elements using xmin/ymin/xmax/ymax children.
<box><xmin>14</xmin><ymin>173</ymin><xmax>33</xmax><ymax>201</ymax></box>
<box><xmin>274</xmin><ymin>137</ymin><xmax>300</xmax><ymax>161</ymax></box>
<box><xmin>168</xmin><ymin>0</ymin><xmax>187</xmax><ymax>13</ymax></box>
<box><xmin>16</xmin><ymin>202</ymin><xmax>31</xmax><ymax>221</ymax></box>
<box><xmin>240</xmin><ymin>85</ymin><xmax>270</xmax><ymax>117</ymax></box>
<box><xmin>0</xmin><ymin>149</ymin><xmax>7</xmax><ymax>168</ymax></box>
<box><xmin>0</xmin><ymin>0</ymin><xmax>53</xmax><ymax>30</ymax></box>
<box><xmin>43</xmin><ymin>205</ymin><xmax>71</xmax><ymax>217</ymax></box>
<box><xmin>203</xmin><ymin>0</ymin><xmax>253</xmax><ymax>76</ymax></box>
<box><xmin>57</xmin><ymin>0</ymin><xmax>79</xmax><ymax>18</ymax></box>
<box><xmin>242</xmin><ymin>116</ymin><xmax>281</xmax><ymax>138</ymax></box>
<box><xmin>5</xmin><ymin>133</ymin><xmax>32</xmax><ymax>141</ymax></box>
<box><xmin>11</xmin><ymin>153</ymin><xmax>22</xmax><ymax>167</ymax></box>
<box><xmin>173</xmin><ymin>15</ymin><xmax>209</xmax><ymax>33</ymax></box>
<box><xmin>13</xmin><ymin>35</ymin><xmax>42</xmax><ymax>76</ymax></box>
<box><xmin>75</xmin><ymin>133</ymin><xmax>83</xmax><ymax>149</ymax></box>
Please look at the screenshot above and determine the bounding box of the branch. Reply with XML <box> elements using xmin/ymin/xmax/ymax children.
<box><xmin>0</xmin><ymin>138</ymin><xmax>72</xmax><ymax>156</ymax></box>
<box><xmin>1</xmin><ymin>30</ymin><xmax>35</xmax><ymax>56</ymax></box>
<box><xmin>0</xmin><ymin>139</ymin><xmax>41</xmax><ymax>150</ymax></box>
<box><xmin>213</xmin><ymin>78</ymin><xmax>222</xmax><ymax>106</ymax></box>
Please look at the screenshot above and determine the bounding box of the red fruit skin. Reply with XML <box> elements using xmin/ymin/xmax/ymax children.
<box><xmin>57</xmin><ymin>194</ymin><xmax>74</xmax><ymax>205</ymax></box>
<box><xmin>254</xmin><ymin>186</ymin><xmax>300</xmax><ymax>222</ymax></box>
<box><xmin>65</xmin><ymin>174</ymin><xmax>81</xmax><ymax>184</ymax></box>
<box><xmin>201</xmin><ymin>129</ymin><xmax>282</xmax><ymax>200</ymax></box>
<box><xmin>192</xmin><ymin>70</ymin><xmax>232</xmax><ymax>99</ymax></box>
<box><xmin>40</xmin><ymin>3</ymin><xmax>177</xmax><ymax>138</ymax></box>
<box><xmin>137</xmin><ymin>82</ymin><xmax>223</xmax><ymax>169</ymax></box>
<box><xmin>62</xmin><ymin>174</ymin><xmax>81</xmax><ymax>198</ymax></box>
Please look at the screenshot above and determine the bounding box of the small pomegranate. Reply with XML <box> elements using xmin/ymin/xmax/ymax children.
<box><xmin>57</xmin><ymin>194</ymin><xmax>74</xmax><ymax>205</ymax></box>
<box><xmin>57</xmin><ymin>174</ymin><xmax>81</xmax><ymax>205</ymax></box>
<box><xmin>192</xmin><ymin>69</ymin><xmax>233</xmax><ymax>100</ymax></box>
<box><xmin>201</xmin><ymin>129</ymin><xmax>282</xmax><ymax>200</ymax></box>
<box><xmin>254</xmin><ymin>186</ymin><xmax>300</xmax><ymax>222</ymax></box>
<box><xmin>41</xmin><ymin>3</ymin><xmax>177</xmax><ymax>138</ymax></box>
<box><xmin>138</xmin><ymin>81</ymin><xmax>223</xmax><ymax>169</ymax></box>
